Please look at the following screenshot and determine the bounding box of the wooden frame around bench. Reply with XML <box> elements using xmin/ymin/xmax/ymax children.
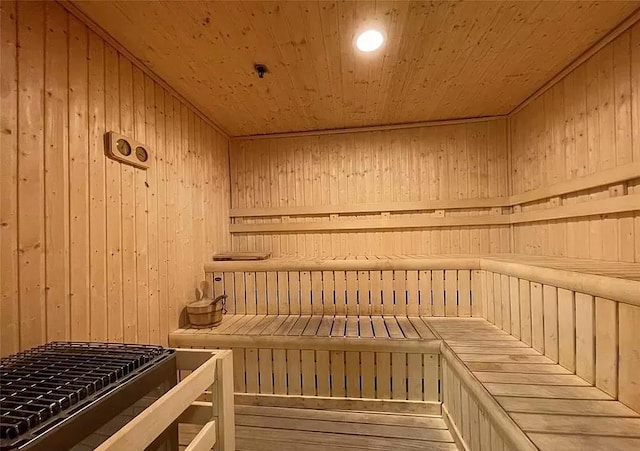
<box><xmin>96</xmin><ymin>349</ymin><xmax>235</xmax><ymax>451</ymax></box>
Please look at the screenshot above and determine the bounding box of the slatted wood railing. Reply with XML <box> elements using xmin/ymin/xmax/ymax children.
<box><xmin>206</xmin><ymin>256</ymin><xmax>484</xmax><ymax>317</ymax></box>
<box><xmin>478</xmin><ymin>256</ymin><xmax>640</xmax><ymax>414</ymax></box>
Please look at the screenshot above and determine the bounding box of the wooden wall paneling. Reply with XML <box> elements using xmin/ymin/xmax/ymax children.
<box><xmin>618</xmin><ymin>303</ymin><xmax>640</xmax><ymax>413</ymax></box>
<box><xmin>557</xmin><ymin>288</ymin><xmax>576</xmax><ymax>372</ymax></box>
<box><xmin>542</xmin><ymin>285</ymin><xmax>559</xmax><ymax>362</ymax></box>
<box><xmin>145</xmin><ymin>74</ymin><xmax>159</xmax><ymax>344</ymax></box>
<box><xmin>458</xmin><ymin>270</ymin><xmax>471</xmax><ymax>317</ymax></box>
<box><xmin>1</xmin><ymin>0</ymin><xmax>20</xmax><ymax>356</ymax></box>
<box><xmin>277</xmin><ymin>271</ymin><xmax>290</xmax><ymax>315</ymax></box>
<box><xmin>394</xmin><ymin>270</ymin><xmax>407</xmax><ymax>317</ymax></box>
<box><xmin>382</xmin><ymin>270</ymin><xmax>394</xmax><ymax>316</ymax></box>
<box><xmin>229</xmin><ymin>121</ymin><xmax>510</xmax><ymax>257</ymax></box>
<box><xmin>575</xmin><ymin>293</ymin><xmax>596</xmax><ymax>384</ymax></box>
<box><xmin>17</xmin><ymin>1</ymin><xmax>48</xmax><ymax>347</ymax></box>
<box><xmin>310</xmin><ymin>271</ymin><xmax>323</xmax><ymax>316</ymax></box>
<box><xmin>104</xmin><ymin>44</ymin><xmax>123</xmax><ymax>342</ymax></box>
<box><xmin>300</xmin><ymin>271</ymin><xmax>312</xmax><ymax>315</ymax></box>
<box><xmin>155</xmin><ymin>84</ymin><xmax>167</xmax><ymax>345</ymax></box>
<box><xmin>498</xmin><ymin>274</ymin><xmax>512</xmax><ymax>334</ymax></box>
<box><xmin>69</xmin><ymin>14</ymin><xmax>90</xmax><ymax>342</ymax></box>
<box><xmin>530</xmin><ymin>283</ymin><xmax>545</xmax><ymax>354</ymax></box>
<box><xmin>518</xmin><ymin>279</ymin><xmax>532</xmax><ymax>346</ymax></box>
<box><xmin>370</xmin><ymin>270</ymin><xmax>383</xmax><ymax>315</ymax></box>
<box><xmin>119</xmin><ymin>57</ymin><xmax>138</xmax><ymax>343</ymax></box>
<box><xmin>445</xmin><ymin>270</ymin><xmax>458</xmax><ymax>317</ymax></box>
<box><xmin>376</xmin><ymin>352</ymin><xmax>391</xmax><ymax>400</ymax></box>
<box><xmin>391</xmin><ymin>352</ymin><xmax>407</xmax><ymax>400</ymax></box>
<box><xmin>1</xmin><ymin>1</ymin><xmax>230</xmax><ymax>355</ymax></box>
<box><xmin>44</xmin><ymin>2</ymin><xmax>70</xmax><ymax>343</ymax></box>
<box><xmin>418</xmin><ymin>270</ymin><xmax>432</xmax><ymax>316</ymax></box>
<box><xmin>133</xmin><ymin>67</ymin><xmax>150</xmax><ymax>343</ymax></box>
<box><xmin>165</xmin><ymin>95</ymin><xmax>179</xmax><ymax>333</ymax></box>
<box><xmin>259</xmin><ymin>348</ymin><xmax>274</xmax><ymax>394</ymax></box>
<box><xmin>424</xmin><ymin>354</ymin><xmax>439</xmax><ymax>402</ymax></box>
<box><xmin>333</xmin><ymin>270</ymin><xmax>346</xmax><ymax>316</ymax></box>
<box><xmin>595</xmin><ymin>297</ymin><xmax>618</xmax><ymax>397</ymax></box>
<box><xmin>493</xmin><ymin>273</ymin><xmax>502</xmax><ymax>330</ymax></box>
<box><xmin>508</xmin><ymin>276</ymin><xmax>520</xmax><ymax>338</ymax></box>
<box><xmin>432</xmin><ymin>270</ymin><xmax>445</xmax><ymax>317</ymax></box>
<box><xmin>255</xmin><ymin>272</ymin><xmax>267</xmax><ymax>315</ymax></box>
<box><xmin>88</xmin><ymin>30</ymin><xmax>107</xmax><ymax>342</ymax></box>
<box><xmin>510</xmin><ymin>21</ymin><xmax>640</xmax><ymax>262</ymax></box>
<box><xmin>485</xmin><ymin>271</ymin><xmax>495</xmax><ymax>324</ymax></box>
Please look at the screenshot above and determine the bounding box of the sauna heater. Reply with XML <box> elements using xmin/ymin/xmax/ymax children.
<box><xmin>0</xmin><ymin>342</ymin><xmax>177</xmax><ymax>450</ymax></box>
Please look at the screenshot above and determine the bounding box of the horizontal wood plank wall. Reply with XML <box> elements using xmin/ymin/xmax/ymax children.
<box><xmin>0</xmin><ymin>1</ymin><xmax>230</xmax><ymax>357</ymax></box>
<box><xmin>510</xmin><ymin>20</ymin><xmax>640</xmax><ymax>263</ymax></box>
<box><xmin>230</xmin><ymin>121</ymin><xmax>510</xmax><ymax>256</ymax></box>
<box><xmin>481</xmin><ymin>269</ymin><xmax>640</xmax><ymax>414</ymax></box>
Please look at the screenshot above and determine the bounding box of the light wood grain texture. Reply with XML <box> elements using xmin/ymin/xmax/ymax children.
<box><xmin>511</xmin><ymin>21</ymin><xmax>640</xmax><ymax>263</ymax></box>
<box><xmin>618</xmin><ymin>303</ymin><xmax>640</xmax><ymax>413</ymax></box>
<box><xmin>68</xmin><ymin>1</ymin><xmax>637</xmax><ymax>136</ymax></box>
<box><xmin>575</xmin><ymin>293</ymin><xmax>596</xmax><ymax>384</ymax></box>
<box><xmin>98</xmin><ymin>349</ymin><xmax>234</xmax><ymax>451</ymax></box>
<box><xmin>595</xmin><ymin>297</ymin><xmax>618</xmax><ymax>397</ymax></box>
<box><xmin>230</xmin><ymin>122</ymin><xmax>510</xmax><ymax>256</ymax></box>
<box><xmin>0</xmin><ymin>1</ymin><xmax>230</xmax><ymax>356</ymax></box>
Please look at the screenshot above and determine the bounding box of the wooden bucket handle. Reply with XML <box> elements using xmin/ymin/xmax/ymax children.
<box><xmin>213</xmin><ymin>294</ymin><xmax>228</xmax><ymax>314</ymax></box>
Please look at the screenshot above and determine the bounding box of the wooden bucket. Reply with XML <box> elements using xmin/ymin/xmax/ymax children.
<box><xmin>186</xmin><ymin>294</ymin><xmax>227</xmax><ymax>328</ymax></box>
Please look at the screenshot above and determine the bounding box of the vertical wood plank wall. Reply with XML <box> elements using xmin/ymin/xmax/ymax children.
<box><xmin>230</xmin><ymin>121</ymin><xmax>510</xmax><ymax>256</ymax></box>
<box><xmin>0</xmin><ymin>1</ymin><xmax>230</xmax><ymax>357</ymax></box>
<box><xmin>510</xmin><ymin>21</ymin><xmax>640</xmax><ymax>262</ymax></box>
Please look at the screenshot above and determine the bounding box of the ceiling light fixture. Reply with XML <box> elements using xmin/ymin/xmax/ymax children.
<box><xmin>356</xmin><ymin>29</ymin><xmax>384</xmax><ymax>52</ymax></box>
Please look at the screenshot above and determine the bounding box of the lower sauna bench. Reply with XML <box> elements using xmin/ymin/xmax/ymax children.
<box><xmin>170</xmin><ymin>314</ymin><xmax>442</xmax><ymax>412</ymax></box>
<box><xmin>180</xmin><ymin>405</ymin><xmax>458</xmax><ymax>451</ymax></box>
<box><xmin>430</xmin><ymin>318</ymin><xmax>640</xmax><ymax>451</ymax></box>
<box><xmin>170</xmin><ymin>254</ymin><xmax>640</xmax><ymax>450</ymax></box>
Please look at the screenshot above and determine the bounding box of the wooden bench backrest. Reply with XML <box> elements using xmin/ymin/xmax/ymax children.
<box><xmin>209</xmin><ymin>267</ymin><xmax>484</xmax><ymax>317</ymax></box>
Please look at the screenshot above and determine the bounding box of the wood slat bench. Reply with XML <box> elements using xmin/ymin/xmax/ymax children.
<box><xmin>432</xmin><ymin>318</ymin><xmax>640</xmax><ymax>451</ymax></box>
<box><xmin>171</xmin><ymin>314</ymin><xmax>441</xmax><ymax>414</ymax></box>
<box><xmin>169</xmin><ymin>254</ymin><xmax>640</xmax><ymax>448</ymax></box>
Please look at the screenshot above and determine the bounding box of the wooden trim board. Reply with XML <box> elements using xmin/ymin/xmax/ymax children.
<box><xmin>480</xmin><ymin>260</ymin><xmax>640</xmax><ymax>308</ymax></box>
<box><xmin>230</xmin><ymin>161</ymin><xmax>640</xmax><ymax>220</ymax></box>
<box><xmin>232</xmin><ymin>115</ymin><xmax>507</xmax><ymax>140</ymax></box>
<box><xmin>230</xmin><ymin>197</ymin><xmax>511</xmax><ymax>218</ymax></box>
<box><xmin>169</xmin><ymin>334</ymin><xmax>441</xmax><ymax>354</ymax></box>
<box><xmin>234</xmin><ymin>394</ymin><xmax>441</xmax><ymax>416</ymax></box>
<box><xmin>97</xmin><ymin>349</ymin><xmax>235</xmax><ymax>451</ymax></box>
<box><xmin>203</xmin><ymin>256</ymin><xmax>481</xmax><ymax>272</ymax></box>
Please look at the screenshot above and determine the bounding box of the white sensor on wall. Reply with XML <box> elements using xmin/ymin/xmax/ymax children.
<box><xmin>356</xmin><ymin>29</ymin><xmax>384</xmax><ymax>52</ymax></box>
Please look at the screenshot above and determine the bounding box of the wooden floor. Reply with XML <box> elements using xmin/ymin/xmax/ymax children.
<box><xmin>174</xmin><ymin>314</ymin><xmax>437</xmax><ymax>340</ymax></box>
<box><xmin>181</xmin><ymin>405</ymin><xmax>458</xmax><ymax>451</ymax></box>
<box><xmin>428</xmin><ymin>318</ymin><xmax>640</xmax><ymax>451</ymax></box>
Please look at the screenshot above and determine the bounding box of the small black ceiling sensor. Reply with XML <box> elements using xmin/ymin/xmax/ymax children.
<box><xmin>254</xmin><ymin>64</ymin><xmax>268</xmax><ymax>79</ymax></box>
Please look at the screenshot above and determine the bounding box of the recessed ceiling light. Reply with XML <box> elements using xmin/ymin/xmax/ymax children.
<box><xmin>356</xmin><ymin>29</ymin><xmax>384</xmax><ymax>52</ymax></box>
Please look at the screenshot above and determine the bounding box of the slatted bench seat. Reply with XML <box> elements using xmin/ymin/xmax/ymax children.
<box><xmin>171</xmin><ymin>314</ymin><xmax>438</xmax><ymax>341</ymax></box>
<box><xmin>170</xmin><ymin>256</ymin><xmax>483</xmax><ymax>414</ymax></box>
<box><xmin>430</xmin><ymin>318</ymin><xmax>640</xmax><ymax>451</ymax></box>
<box><xmin>169</xmin><ymin>253</ymin><xmax>640</xmax><ymax>446</ymax></box>
<box><xmin>171</xmin><ymin>314</ymin><xmax>442</xmax><ymax>414</ymax></box>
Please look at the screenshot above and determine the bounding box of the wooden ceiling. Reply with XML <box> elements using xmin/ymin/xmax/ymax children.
<box><xmin>70</xmin><ymin>1</ymin><xmax>639</xmax><ymax>136</ymax></box>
